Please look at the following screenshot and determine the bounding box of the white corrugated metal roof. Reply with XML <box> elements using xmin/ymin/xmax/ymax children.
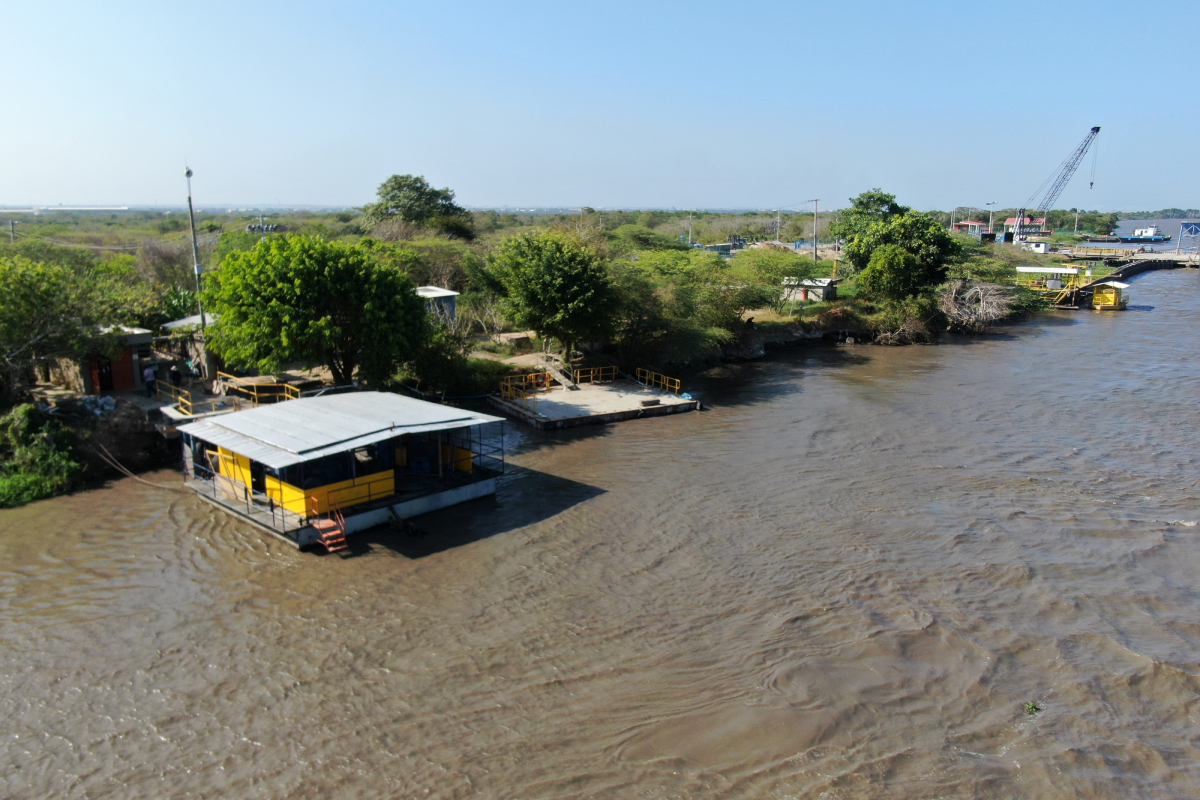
<box><xmin>1094</xmin><ymin>280</ymin><xmax>1130</xmax><ymax>289</ymax></box>
<box><xmin>416</xmin><ymin>286</ymin><xmax>460</xmax><ymax>298</ymax></box>
<box><xmin>177</xmin><ymin>391</ymin><xmax>503</xmax><ymax>468</ymax></box>
<box><xmin>1016</xmin><ymin>266</ymin><xmax>1079</xmax><ymax>274</ymax></box>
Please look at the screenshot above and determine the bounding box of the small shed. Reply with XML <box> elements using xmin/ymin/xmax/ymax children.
<box><xmin>1091</xmin><ymin>280</ymin><xmax>1129</xmax><ymax>311</ymax></box>
<box><xmin>417</xmin><ymin>286</ymin><xmax>460</xmax><ymax>322</ymax></box>
<box><xmin>49</xmin><ymin>326</ymin><xmax>154</xmax><ymax>395</ymax></box>
<box><xmin>783</xmin><ymin>277</ymin><xmax>840</xmax><ymax>303</ymax></box>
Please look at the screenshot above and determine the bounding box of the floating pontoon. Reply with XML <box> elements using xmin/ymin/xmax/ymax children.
<box><xmin>178</xmin><ymin>391</ymin><xmax>505</xmax><ymax>551</ymax></box>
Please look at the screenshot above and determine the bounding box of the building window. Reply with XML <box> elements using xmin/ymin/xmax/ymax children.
<box><xmin>301</xmin><ymin>453</ymin><xmax>352</xmax><ymax>488</ymax></box>
<box><xmin>352</xmin><ymin>442</ymin><xmax>393</xmax><ymax>478</ymax></box>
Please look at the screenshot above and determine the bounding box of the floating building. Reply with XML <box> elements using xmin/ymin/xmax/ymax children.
<box><xmin>177</xmin><ymin>391</ymin><xmax>505</xmax><ymax>551</ymax></box>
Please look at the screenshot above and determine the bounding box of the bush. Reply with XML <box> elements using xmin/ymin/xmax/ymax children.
<box><xmin>858</xmin><ymin>244</ymin><xmax>924</xmax><ymax>301</ymax></box>
<box><xmin>0</xmin><ymin>404</ymin><xmax>82</xmax><ymax>508</ymax></box>
<box><xmin>867</xmin><ymin>294</ymin><xmax>945</xmax><ymax>345</ymax></box>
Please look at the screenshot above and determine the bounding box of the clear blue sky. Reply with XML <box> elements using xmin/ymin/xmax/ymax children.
<box><xmin>3</xmin><ymin>1</ymin><xmax>1197</xmax><ymax>212</ymax></box>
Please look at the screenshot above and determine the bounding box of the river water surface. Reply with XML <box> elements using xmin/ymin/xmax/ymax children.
<box><xmin>4</xmin><ymin>270</ymin><xmax>1200</xmax><ymax>799</ymax></box>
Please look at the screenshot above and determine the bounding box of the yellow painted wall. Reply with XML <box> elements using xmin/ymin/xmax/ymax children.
<box><xmin>441</xmin><ymin>443</ymin><xmax>473</xmax><ymax>473</ymax></box>
<box><xmin>265</xmin><ymin>475</ymin><xmax>308</xmax><ymax>514</ymax></box>
<box><xmin>267</xmin><ymin>469</ymin><xmax>396</xmax><ymax>516</ymax></box>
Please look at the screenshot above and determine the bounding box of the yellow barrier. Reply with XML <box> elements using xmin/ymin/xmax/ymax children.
<box><xmin>217</xmin><ymin>372</ymin><xmax>301</xmax><ymax>406</ymax></box>
<box><xmin>574</xmin><ymin>365</ymin><xmax>619</xmax><ymax>384</ymax></box>
<box><xmin>635</xmin><ymin>368</ymin><xmax>681</xmax><ymax>395</ymax></box>
<box><xmin>159</xmin><ymin>381</ymin><xmax>242</xmax><ymax>416</ymax></box>
<box><xmin>1069</xmin><ymin>247</ymin><xmax>1139</xmax><ymax>258</ymax></box>
<box><xmin>499</xmin><ymin>371</ymin><xmax>554</xmax><ymax>413</ymax></box>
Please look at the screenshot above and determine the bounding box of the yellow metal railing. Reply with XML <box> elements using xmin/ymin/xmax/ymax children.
<box><xmin>1068</xmin><ymin>247</ymin><xmax>1139</xmax><ymax>258</ymax></box>
<box><xmin>636</xmin><ymin>368</ymin><xmax>681</xmax><ymax>395</ymax></box>
<box><xmin>499</xmin><ymin>371</ymin><xmax>554</xmax><ymax>413</ymax></box>
<box><xmin>157</xmin><ymin>380</ymin><xmax>189</xmax><ymax>406</ymax></box>
<box><xmin>159</xmin><ymin>380</ymin><xmax>243</xmax><ymax>416</ymax></box>
<box><xmin>216</xmin><ymin>371</ymin><xmax>301</xmax><ymax>406</ymax></box>
<box><xmin>573</xmin><ymin>365</ymin><xmax>618</xmax><ymax>384</ymax></box>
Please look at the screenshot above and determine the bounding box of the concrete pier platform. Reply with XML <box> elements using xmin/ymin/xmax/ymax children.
<box><xmin>488</xmin><ymin>379</ymin><xmax>700</xmax><ymax>430</ymax></box>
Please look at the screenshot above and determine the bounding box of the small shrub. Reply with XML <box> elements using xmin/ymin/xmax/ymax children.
<box><xmin>0</xmin><ymin>404</ymin><xmax>82</xmax><ymax>508</ymax></box>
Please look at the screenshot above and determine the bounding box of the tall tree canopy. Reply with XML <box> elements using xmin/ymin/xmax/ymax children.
<box><xmin>0</xmin><ymin>254</ymin><xmax>151</xmax><ymax>403</ymax></box>
<box><xmin>828</xmin><ymin>189</ymin><xmax>912</xmax><ymax>244</ymax></box>
<box><xmin>856</xmin><ymin>244</ymin><xmax>927</xmax><ymax>301</ymax></box>
<box><xmin>486</xmin><ymin>232</ymin><xmax>617</xmax><ymax>359</ymax></box>
<box><xmin>363</xmin><ymin>174</ymin><xmax>473</xmax><ymax>238</ymax></box>
<box><xmin>205</xmin><ymin>235</ymin><xmax>430</xmax><ymax>386</ymax></box>
<box><xmin>842</xmin><ymin>211</ymin><xmax>961</xmax><ymax>281</ymax></box>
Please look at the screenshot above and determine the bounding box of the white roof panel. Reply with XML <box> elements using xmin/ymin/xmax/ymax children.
<box><xmin>416</xmin><ymin>286</ymin><xmax>460</xmax><ymax>298</ymax></box>
<box><xmin>177</xmin><ymin>391</ymin><xmax>503</xmax><ymax>469</ymax></box>
<box><xmin>1016</xmin><ymin>266</ymin><xmax>1079</xmax><ymax>274</ymax></box>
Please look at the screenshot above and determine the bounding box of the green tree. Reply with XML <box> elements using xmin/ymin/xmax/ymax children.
<box><xmin>842</xmin><ymin>212</ymin><xmax>961</xmax><ymax>280</ymax></box>
<box><xmin>205</xmin><ymin>235</ymin><xmax>430</xmax><ymax>386</ymax></box>
<box><xmin>0</xmin><ymin>256</ymin><xmax>117</xmax><ymax>404</ymax></box>
<box><xmin>729</xmin><ymin>248</ymin><xmax>818</xmax><ymax>313</ymax></box>
<box><xmin>828</xmin><ymin>189</ymin><xmax>911</xmax><ymax>243</ymax></box>
<box><xmin>487</xmin><ymin>232</ymin><xmax>617</xmax><ymax>359</ymax></box>
<box><xmin>607</xmin><ymin>224</ymin><xmax>689</xmax><ymax>256</ymax></box>
<box><xmin>362</xmin><ymin>174</ymin><xmax>473</xmax><ymax>238</ymax></box>
<box><xmin>857</xmin><ymin>244</ymin><xmax>925</xmax><ymax>301</ymax></box>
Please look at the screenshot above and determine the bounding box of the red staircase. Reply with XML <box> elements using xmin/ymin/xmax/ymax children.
<box><xmin>309</xmin><ymin>496</ymin><xmax>349</xmax><ymax>554</ymax></box>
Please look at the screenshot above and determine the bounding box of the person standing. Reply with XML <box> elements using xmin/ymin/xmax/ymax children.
<box><xmin>143</xmin><ymin>364</ymin><xmax>157</xmax><ymax>398</ymax></box>
<box><xmin>169</xmin><ymin>364</ymin><xmax>182</xmax><ymax>388</ymax></box>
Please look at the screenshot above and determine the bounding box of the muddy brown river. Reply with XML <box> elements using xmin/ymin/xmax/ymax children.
<box><xmin>4</xmin><ymin>270</ymin><xmax>1200</xmax><ymax>799</ymax></box>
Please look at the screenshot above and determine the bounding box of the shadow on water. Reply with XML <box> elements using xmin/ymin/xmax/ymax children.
<box><xmin>684</xmin><ymin>345</ymin><xmax>873</xmax><ymax>408</ymax></box>
<box><xmin>502</xmin><ymin>416</ymin><xmax>619</xmax><ymax>456</ymax></box>
<box><xmin>343</xmin><ymin>465</ymin><xmax>605</xmax><ymax>559</ymax></box>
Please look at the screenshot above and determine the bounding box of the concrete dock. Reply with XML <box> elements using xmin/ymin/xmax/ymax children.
<box><xmin>488</xmin><ymin>379</ymin><xmax>700</xmax><ymax>430</ymax></box>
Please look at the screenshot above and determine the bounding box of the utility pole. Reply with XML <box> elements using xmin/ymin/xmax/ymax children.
<box><xmin>986</xmin><ymin>201</ymin><xmax>997</xmax><ymax>233</ymax></box>
<box><xmin>185</xmin><ymin>167</ymin><xmax>208</xmax><ymax>357</ymax></box>
<box><xmin>809</xmin><ymin>199</ymin><xmax>819</xmax><ymax>261</ymax></box>
<box><xmin>8</xmin><ymin>220</ymin><xmax>15</xmax><ymax>244</ymax></box>
<box><xmin>259</xmin><ymin>213</ymin><xmax>266</xmax><ymax>242</ymax></box>
<box><xmin>688</xmin><ymin>212</ymin><xmax>693</xmax><ymax>245</ymax></box>
<box><xmin>1074</xmin><ymin>209</ymin><xmax>1080</xmax><ymax>235</ymax></box>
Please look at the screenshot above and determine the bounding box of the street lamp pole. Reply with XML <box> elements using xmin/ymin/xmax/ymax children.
<box><xmin>986</xmin><ymin>201</ymin><xmax>997</xmax><ymax>233</ymax></box>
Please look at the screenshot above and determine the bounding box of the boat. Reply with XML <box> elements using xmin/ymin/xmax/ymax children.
<box><xmin>1119</xmin><ymin>225</ymin><xmax>1171</xmax><ymax>243</ymax></box>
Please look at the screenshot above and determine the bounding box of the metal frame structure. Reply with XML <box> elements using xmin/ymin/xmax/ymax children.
<box><xmin>1014</xmin><ymin>126</ymin><xmax>1101</xmax><ymax>240</ymax></box>
<box><xmin>1176</xmin><ymin>221</ymin><xmax>1200</xmax><ymax>254</ymax></box>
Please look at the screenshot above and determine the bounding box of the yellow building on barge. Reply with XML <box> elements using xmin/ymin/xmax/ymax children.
<box><xmin>177</xmin><ymin>391</ymin><xmax>505</xmax><ymax>551</ymax></box>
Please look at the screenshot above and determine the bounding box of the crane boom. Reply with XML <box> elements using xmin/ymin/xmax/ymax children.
<box><xmin>1014</xmin><ymin>126</ymin><xmax>1100</xmax><ymax>240</ymax></box>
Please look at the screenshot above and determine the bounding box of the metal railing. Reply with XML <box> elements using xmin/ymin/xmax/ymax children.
<box><xmin>189</xmin><ymin>455</ymin><xmax>306</xmax><ymax>534</ymax></box>
<box><xmin>158</xmin><ymin>381</ymin><xmax>243</xmax><ymax>416</ymax></box>
<box><xmin>499</xmin><ymin>371</ymin><xmax>555</xmax><ymax>413</ymax></box>
<box><xmin>216</xmin><ymin>372</ymin><xmax>301</xmax><ymax>406</ymax></box>
<box><xmin>573</xmin><ymin>365</ymin><xmax>619</xmax><ymax>384</ymax></box>
<box><xmin>635</xmin><ymin>368</ymin><xmax>682</xmax><ymax>395</ymax></box>
<box><xmin>1067</xmin><ymin>247</ymin><xmax>1140</xmax><ymax>258</ymax></box>
<box><xmin>309</xmin><ymin>473</ymin><xmax>397</xmax><ymax>516</ymax></box>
